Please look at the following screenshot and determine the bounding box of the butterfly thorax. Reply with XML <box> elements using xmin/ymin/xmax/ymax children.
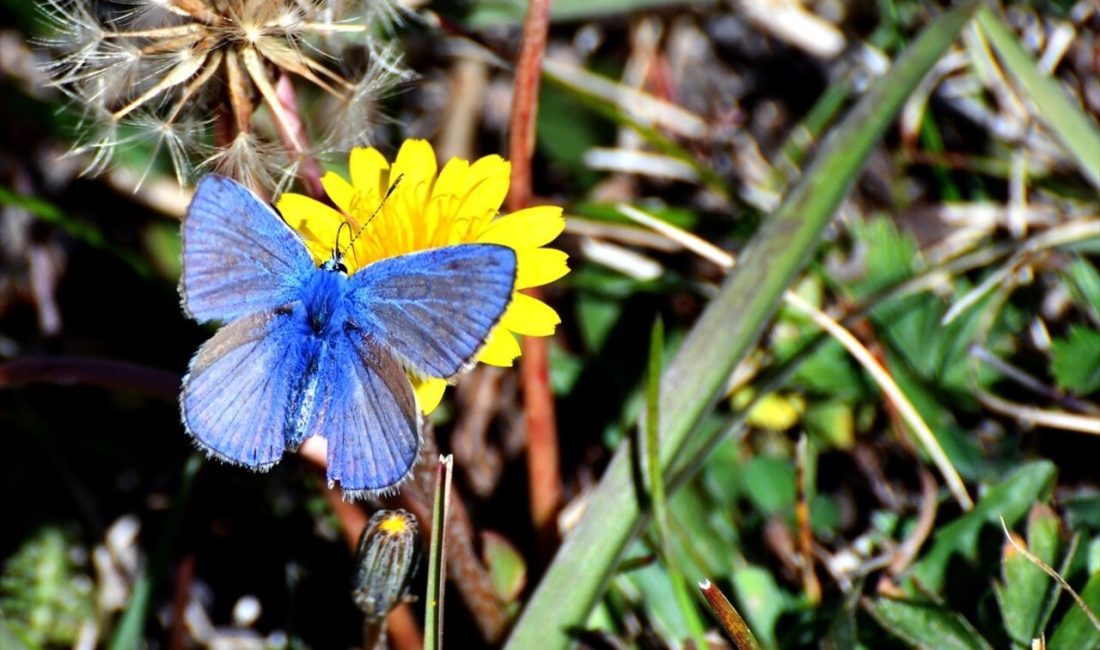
<box><xmin>300</xmin><ymin>268</ymin><xmax>350</xmax><ymax>338</ymax></box>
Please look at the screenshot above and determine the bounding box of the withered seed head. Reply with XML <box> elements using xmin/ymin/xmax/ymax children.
<box><xmin>39</xmin><ymin>0</ymin><xmax>415</xmax><ymax>191</ymax></box>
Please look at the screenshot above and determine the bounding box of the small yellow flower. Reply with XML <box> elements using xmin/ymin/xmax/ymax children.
<box><xmin>277</xmin><ymin>139</ymin><xmax>569</xmax><ymax>412</ymax></box>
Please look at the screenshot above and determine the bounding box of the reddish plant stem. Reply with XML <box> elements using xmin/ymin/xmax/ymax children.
<box><xmin>168</xmin><ymin>553</ymin><xmax>195</xmax><ymax>650</ymax></box>
<box><xmin>507</xmin><ymin>0</ymin><xmax>562</xmax><ymax>557</ymax></box>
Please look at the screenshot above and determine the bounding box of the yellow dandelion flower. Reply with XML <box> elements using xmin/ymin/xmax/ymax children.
<box><xmin>277</xmin><ymin>139</ymin><xmax>569</xmax><ymax>413</ymax></box>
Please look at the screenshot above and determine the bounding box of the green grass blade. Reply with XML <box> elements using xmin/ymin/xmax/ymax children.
<box><xmin>644</xmin><ymin>319</ymin><xmax>708</xmax><ymax>647</ymax></box>
<box><xmin>504</xmin><ymin>3</ymin><xmax>982</xmax><ymax>648</ymax></box>
<box><xmin>975</xmin><ymin>6</ymin><xmax>1100</xmax><ymax>189</ymax></box>
<box><xmin>424</xmin><ymin>455</ymin><xmax>453</xmax><ymax>650</ymax></box>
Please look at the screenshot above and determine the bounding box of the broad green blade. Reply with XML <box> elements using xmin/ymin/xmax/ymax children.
<box><xmin>975</xmin><ymin>7</ymin><xmax>1100</xmax><ymax>189</ymax></box>
<box><xmin>504</xmin><ymin>3</ymin><xmax>982</xmax><ymax>648</ymax></box>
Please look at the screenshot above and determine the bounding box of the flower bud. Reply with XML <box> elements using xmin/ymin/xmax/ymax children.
<box><xmin>352</xmin><ymin>509</ymin><xmax>420</xmax><ymax>621</ymax></box>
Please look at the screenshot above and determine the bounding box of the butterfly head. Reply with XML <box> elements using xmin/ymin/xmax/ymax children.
<box><xmin>320</xmin><ymin>253</ymin><xmax>348</xmax><ymax>274</ymax></box>
<box><xmin>321</xmin><ymin>221</ymin><xmax>352</xmax><ymax>274</ymax></box>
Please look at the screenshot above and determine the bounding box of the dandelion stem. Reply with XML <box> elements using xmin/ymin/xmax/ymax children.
<box><xmin>240</xmin><ymin>47</ymin><xmax>301</xmax><ymax>149</ymax></box>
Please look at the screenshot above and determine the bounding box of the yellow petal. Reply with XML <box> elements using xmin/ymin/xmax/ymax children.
<box><xmin>477</xmin><ymin>327</ymin><xmax>521</xmax><ymax>366</ymax></box>
<box><xmin>390</xmin><ymin>139</ymin><xmax>437</xmax><ymax>196</ymax></box>
<box><xmin>412</xmin><ymin>376</ymin><xmax>447</xmax><ymax>415</ymax></box>
<box><xmin>461</xmin><ymin>155</ymin><xmax>510</xmax><ymax>233</ymax></box>
<box><xmin>429</xmin><ymin>158</ymin><xmax>470</xmax><ymax>243</ymax></box>
<box><xmin>500</xmin><ymin>292</ymin><xmax>560</xmax><ymax>336</ymax></box>
<box><xmin>321</xmin><ymin>172</ymin><xmax>355</xmax><ymax>215</ymax></box>
<box><xmin>478</xmin><ymin>206</ymin><xmax>564</xmax><ymax>250</ymax></box>
<box><xmin>276</xmin><ymin>193</ymin><xmax>345</xmax><ymax>262</ymax></box>
<box><xmin>515</xmin><ymin>248</ymin><xmax>570</xmax><ymax>289</ymax></box>
<box><xmin>349</xmin><ymin>147</ymin><xmax>389</xmax><ymax>195</ymax></box>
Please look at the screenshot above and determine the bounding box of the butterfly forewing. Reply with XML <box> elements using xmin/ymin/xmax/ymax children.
<box><xmin>345</xmin><ymin>244</ymin><xmax>517</xmax><ymax>379</ymax></box>
<box><xmin>182</xmin><ymin>176</ymin><xmax>315</xmax><ymax>323</ymax></box>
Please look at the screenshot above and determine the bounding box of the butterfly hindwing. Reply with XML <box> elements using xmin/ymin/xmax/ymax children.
<box><xmin>346</xmin><ymin>244</ymin><xmax>517</xmax><ymax>379</ymax></box>
<box><xmin>181</xmin><ymin>176</ymin><xmax>315</xmax><ymax>323</ymax></box>
<box><xmin>313</xmin><ymin>332</ymin><xmax>421</xmax><ymax>498</ymax></box>
<box><xmin>181</xmin><ymin>308</ymin><xmax>320</xmax><ymax>468</ymax></box>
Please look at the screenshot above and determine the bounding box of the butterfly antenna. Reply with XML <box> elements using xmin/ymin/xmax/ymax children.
<box><xmin>340</xmin><ymin>174</ymin><xmax>404</xmax><ymax>259</ymax></box>
<box><xmin>333</xmin><ymin>221</ymin><xmax>353</xmax><ymax>259</ymax></box>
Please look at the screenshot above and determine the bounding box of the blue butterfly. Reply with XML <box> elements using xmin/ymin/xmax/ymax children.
<box><xmin>179</xmin><ymin>175</ymin><xmax>516</xmax><ymax>498</ymax></box>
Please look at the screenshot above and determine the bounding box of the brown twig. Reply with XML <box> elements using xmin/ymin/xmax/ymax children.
<box><xmin>887</xmin><ymin>466</ymin><xmax>939</xmax><ymax>576</ymax></box>
<box><xmin>698</xmin><ymin>579</ymin><xmax>762</xmax><ymax>650</ymax></box>
<box><xmin>452</xmin><ymin>366</ymin><xmax>506</xmax><ymax>497</ymax></box>
<box><xmin>507</xmin><ymin>0</ymin><xmax>562</xmax><ymax>553</ymax></box>
<box><xmin>0</xmin><ymin>357</ymin><xmax>179</xmax><ymax>401</ymax></box>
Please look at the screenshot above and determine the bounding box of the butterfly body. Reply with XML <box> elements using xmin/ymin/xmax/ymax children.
<box><xmin>179</xmin><ymin>176</ymin><xmax>517</xmax><ymax>498</ymax></box>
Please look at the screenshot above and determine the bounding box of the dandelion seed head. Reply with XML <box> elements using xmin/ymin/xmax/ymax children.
<box><xmin>38</xmin><ymin>0</ymin><xmax>412</xmax><ymax>190</ymax></box>
<box><xmin>202</xmin><ymin>131</ymin><xmax>290</xmax><ymax>193</ymax></box>
<box><xmin>320</xmin><ymin>43</ymin><xmax>414</xmax><ymax>151</ymax></box>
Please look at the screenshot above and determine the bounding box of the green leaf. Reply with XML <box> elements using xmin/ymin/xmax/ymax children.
<box><xmin>535</xmin><ymin>82</ymin><xmax>609</xmax><ymax>188</ymax></box>
<box><xmin>731</xmin><ymin>566</ymin><xmax>787</xmax><ymax>648</ymax></box>
<box><xmin>786</xmin><ymin>338</ymin><xmax>867</xmax><ymax>401</ymax></box>
<box><xmin>1064</xmin><ymin>493</ymin><xmax>1100</xmax><ymax>531</ymax></box>
<box><xmin>1051</xmin><ymin>325</ymin><xmax>1100</xmax><ymax>394</ymax></box>
<box><xmin>1047</xmin><ymin>571</ymin><xmax>1100</xmax><ymax>650</ymax></box>
<box><xmin>504</xmin><ymin>4</ymin><xmax>983</xmax><ymax>647</ymax></box>
<box><xmin>617</xmin><ymin>554</ymin><xmax>696</xmax><ymax>644</ymax></box>
<box><xmin>742</xmin><ymin>457</ymin><xmax>797</xmax><ymax>516</ymax></box>
<box><xmin>866</xmin><ymin>597</ymin><xmax>993</xmax><ymax>650</ymax></box>
<box><xmin>482</xmin><ymin>532</ymin><xmax>527</xmax><ymax>603</ymax></box>
<box><xmin>914</xmin><ymin>461</ymin><xmax>1057</xmax><ymax>592</ymax></box>
<box><xmin>804</xmin><ymin>400</ymin><xmax>855</xmax><ymax>450</ymax></box>
<box><xmin>995</xmin><ymin>505</ymin><xmax>1062</xmax><ymax>647</ymax></box>
<box><xmin>1061</xmin><ymin>259</ymin><xmax>1100</xmax><ymax>320</ymax></box>
<box><xmin>701</xmin><ymin>438</ymin><xmax>743</xmax><ymax>508</ymax></box>
<box><xmin>847</xmin><ymin>216</ymin><xmax>920</xmax><ymax>300</ymax></box>
<box><xmin>0</xmin><ymin>529</ymin><xmax>94</xmax><ymax>647</ymax></box>
<box><xmin>666</xmin><ymin>484</ymin><xmax>739</xmax><ymax>577</ymax></box>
